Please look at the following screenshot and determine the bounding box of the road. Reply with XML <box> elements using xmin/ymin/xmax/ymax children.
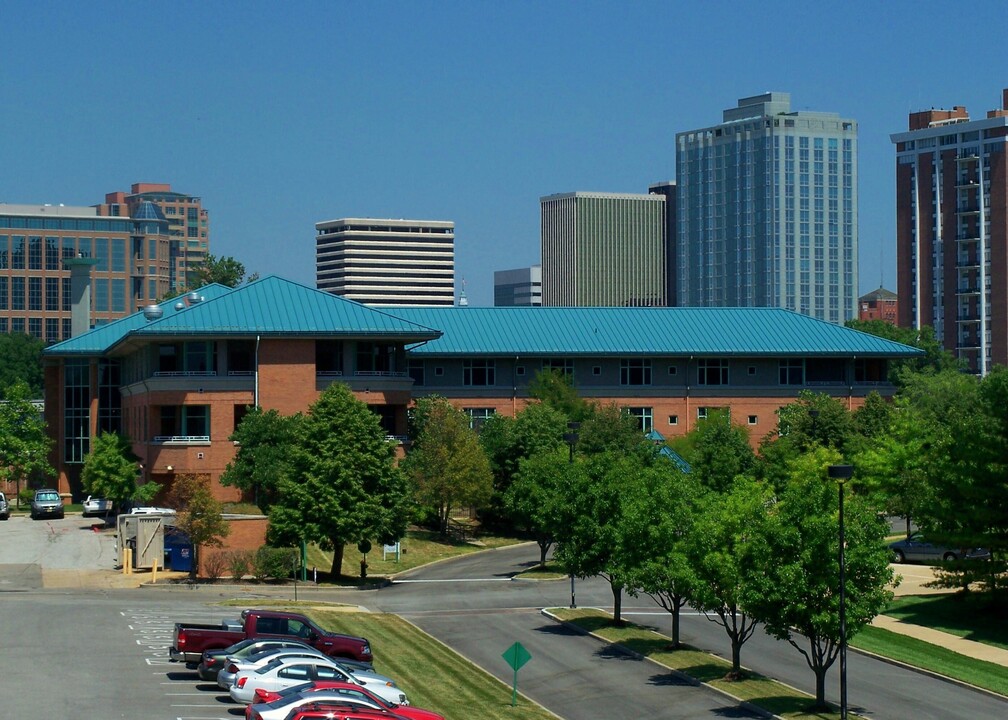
<box><xmin>0</xmin><ymin>518</ymin><xmax>1005</xmax><ymax>720</ymax></box>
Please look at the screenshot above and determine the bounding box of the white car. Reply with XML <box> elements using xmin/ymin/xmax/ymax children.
<box><xmin>229</xmin><ymin>657</ymin><xmax>406</xmax><ymax>706</ymax></box>
<box><xmin>218</xmin><ymin>647</ymin><xmax>332</xmax><ymax>689</ymax></box>
<box><xmin>82</xmin><ymin>496</ymin><xmax>112</xmax><ymax>517</ymax></box>
<box><xmin>129</xmin><ymin>506</ymin><xmax>176</xmax><ymax>515</ymax></box>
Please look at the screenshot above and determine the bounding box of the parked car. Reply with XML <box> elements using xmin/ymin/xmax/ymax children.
<box><xmin>229</xmin><ymin>657</ymin><xmax>405</xmax><ymax>706</ymax></box>
<box><xmin>200</xmin><ymin>638</ymin><xmax>332</xmax><ymax>682</ymax></box>
<box><xmin>889</xmin><ymin>533</ymin><xmax>991</xmax><ymax>563</ymax></box>
<box><xmin>0</xmin><ymin>491</ymin><xmax>9</xmax><ymax>520</ymax></box>
<box><xmin>280</xmin><ymin>705</ymin><xmax>411</xmax><ymax>720</ymax></box>
<box><xmin>246</xmin><ymin>691</ymin><xmax>383</xmax><ymax>720</ymax></box>
<box><xmin>218</xmin><ymin>647</ymin><xmax>335</xmax><ymax>689</ymax></box>
<box><xmin>82</xmin><ymin>495</ymin><xmax>113</xmax><ymax>517</ymax></box>
<box><xmin>249</xmin><ymin>681</ymin><xmax>444</xmax><ymax>720</ymax></box>
<box><xmin>30</xmin><ymin>489</ymin><xmax>64</xmax><ymax>520</ymax></box>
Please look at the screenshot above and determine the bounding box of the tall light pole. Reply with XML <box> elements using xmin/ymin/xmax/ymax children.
<box><xmin>828</xmin><ymin>463</ymin><xmax>853</xmax><ymax>720</ymax></box>
<box><xmin>563</xmin><ymin>421</ymin><xmax>580</xmax><ymax>609</ymax></box>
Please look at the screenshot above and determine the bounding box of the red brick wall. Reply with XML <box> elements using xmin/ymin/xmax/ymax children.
<box><xmin>197</xmin><ymin>516</ymin><xmax>268</xmax><ymax>578</ymax></box>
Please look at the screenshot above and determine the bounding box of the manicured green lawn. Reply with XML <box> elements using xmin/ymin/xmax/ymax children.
<box><xmin>552</xmin><ymin>608</ymin><xmax>851</xmax><ymax>719</ymax></box>
<box><xmin>302</xmin><ymin>609</ymin><xmax>558</xmax><ymax>720</ymax></box>
<box><xmin>883</xmin><ymin>593</ymin><xmax>1008</xmax><ymax>650</ymax></box>
<box><xmin>850</xmin><ymin>625</ymin><xmax>1008</xmax><ymax>696</ymax></box>
<box><xmin>514</xmin><ymin>560</ymin><xmax>568</xmax><ymax>580</ymax></box>
<box><xmin>305</xmin><ymin>529</ymin><xmax>526</xmax><ymax>579</ymax></box>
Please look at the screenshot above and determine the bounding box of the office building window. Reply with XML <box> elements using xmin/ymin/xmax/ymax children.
<box><xmin>111</xmin><ymin>279</ymin><xmax>126</xmax><ymax>312</ymax></box>
<box><xmin>45</xmin><ymin>237</ymin><xmax>59</xmax><ymax>270</ymax></box>
<box><xmin>668</xmin><ymin>415</ymin><xmax>678</xmax><ymax>425</ymax></box>
<box><xmin>623</xmin><ymin>406</ymin><xmax>653</xmax><ymax>433</ymax></box>
<box><xmin>0</xmin><ymin>277</ymin><xmax>6</xmax><ymax>310</ymax></box>
<box><xmin>463</xmin><ymin>359</ymin><xmax>495</xmax><ymax>386</ymax></box>
<box><xmin>94</xmin><ymin>278</ymin><xmax>108</xmax><ymax>312</ymax></box>
<box><xmin>748</xmin><ymin>415</ymin><xmax>758</xmax><ymax>425</ymax></box>
<box><xmin>46</xmin><ymin>277</ymin><xmax>59</xmax><ymax>311</ymax></box>
<box><xmin>11</xmin><ymin>277</ymin><xmax>24</xmax><ymax>310</ymax></box>
<box><xmin>29</xmin><ymin>236</ymin><xmax>42</xmax><ymax>269</ymax></box>
<box><xmin>542</xmin><ymin>358</ymin><xmax>574</xmax><ymax>377</ymax></box>
<box><xmin>697</xmin><ymin>359</ymin><xmax>728</xmax><ymax>385</ymax></box>
<box><xmin>779</xmin><ymin>359</ymin><xmax>804</xmax><ymax>385</ymax></box>
<box><xmin>62</xmin><ymin>278</ymin><xmax>71</xmax><ymax>311</ymax></box>
<box><xmin>621</xmin><ymin>358</ymin><xmax>652</xmax><ymax>385</ymax></box>
<box><xmin>111</xmin><ymin>239</ymin><xmax>126</xmax><ymax>272</ymax></box>
<box><xmin>28</xmin><ymin>318</ymin><xmax>42</xmax><ymax>339</ymax></box>
<box><xmin>315</xmin><ymin>340</ymin><xmax>343</xmax><ymax>375</ymax></box>
<box><xmin>45</xmin><ymin>318</ymin><xmax>59</xmax><ymax>343</ymax></box>
<box><xmin>408</xmin><ymin>360</ymin><xmax>424</xmax><ymax>386</ymax></box>
<box><xmin>28</xmin><ymin>277</ymin><xmax>41</xmax><ymax>310</ymax></box>
<box><xmin>11</xmin><ymin>236</ymin><xmax>24</xmax><ymax>269</ymax></box>
<box><xmin>463</xmin><ymin>408</ymin><xmax>495</xmax><ymax>431</ymax></box>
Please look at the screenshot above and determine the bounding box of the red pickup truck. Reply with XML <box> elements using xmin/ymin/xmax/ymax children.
<box><xmin>169</xmin><ymin>609</ymin><xmax>372</xmax><ymax>665</ymax></box>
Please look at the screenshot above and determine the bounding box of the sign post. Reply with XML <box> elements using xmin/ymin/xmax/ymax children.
<box><xmin>501</xmin><ymin>641</ymin><xmax>532</xmax><ymax>707</ymax></box>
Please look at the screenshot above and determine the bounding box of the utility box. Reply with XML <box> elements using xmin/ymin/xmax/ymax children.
<box><xmin>116</xmin><ymin>514</ymin><xmax>169</xmax><ymax>569</ymax></box>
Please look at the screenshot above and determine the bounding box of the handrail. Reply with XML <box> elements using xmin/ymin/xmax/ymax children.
<box><xmin>153</xmin><ymin>435</ymin><xmax>210</xmax><ymax>443</ymax></box>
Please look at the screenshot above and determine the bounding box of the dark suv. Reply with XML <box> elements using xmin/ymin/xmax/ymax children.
<box><xmin>30</xmin><ymin>489</ymin><xmax>64</xmax><ymax>520</ymax></box>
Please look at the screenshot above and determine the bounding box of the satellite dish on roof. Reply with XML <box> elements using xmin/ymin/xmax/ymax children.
<box><xmin>142</xmin><ymin>305</ymin><xmax>163</xmax><ymax>321</ymax></box>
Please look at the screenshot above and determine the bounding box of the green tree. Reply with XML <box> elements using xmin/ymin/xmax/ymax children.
<box><xmin>687</xmin><ymin>475</ymin><xmax>771</xmax><ymax>678</ymax></box>
<box><xmin>266</xmin><ymin>384</ymin><xmax>412</xmax><ymax>577</ymax></box>
<box><xmin>80</xmin><ymin>431</ymin><xmax>156</xmax><ymax>508</ymax></box>
<box><xmin>850</xmin><ymin>391</ymin><xmax>892</xmax><ymax>445</ymax></box>
<box><xmin>615</xmin><ymin>458</ymin><xmax>704</xmax><ymax>647</ymax></box>
<box><xmin>845</xmin><ymin>320</ymin><xmax>961</xmax><ymax>382</ymax></box>
<box><xmin>528</xmin><ymin>368</ymin><xmax>590</xmax><ymax>422</ymax></box>
<box><xmin>504</xmin><ymin>448</ymin><xmax>568</xmax><ymax>567</ymax></box>
<box><xmin>686</xmin><ymin>408</ymin><xmax>755</xmax><ymax>492</ymax></box>
<box><xmin>553</xmin><ymin>453</ymin><xmax>638</xmax><ymax>623</ymax></box>
<box><xmin>0</xmin><ymin>380</ymin><xmax>54</xmax><ymax>505</ymax></box>
<box><xmin>166</xmin><ymin>473</ymin><xmax>230</xmax><ymax>581</ymax></box>
<box><xmin>0</xmin><ymin>333</ymin><xmax>44</xmax><ymax>399</ymax></box>
<box><xmin>402</xmin><ymin>396</ymin><xmax>493</xmax><ymax>535</ymax></box>
<box><xmin>748</xmin><ymin>449</ymin><xmax>895</xmax><ymax>709</ymax></box>
<box><xmin>190</xmin><ymin>254</ymin><xmax>258</xmax><ymax>289</ymax></box>
<box><xmin>220</xmin><ymin>407</ymin><xmax>301</xmax><ymax>513</ymax></box>
<box><xmin>577</xmin><ymin>403</ymin><xmax>651</xmax><ymax>458</ymax></box>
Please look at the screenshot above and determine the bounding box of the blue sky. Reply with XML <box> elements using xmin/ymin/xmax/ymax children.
<box><xmin>2</xmin><ymin>1</ymin><xmax>1006</xmax><ymax>307</ymax></box>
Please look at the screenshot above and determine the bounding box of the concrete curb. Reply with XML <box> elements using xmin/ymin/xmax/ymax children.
<box><xmin>540</xmin><ymin>608</ymin><xmax>783</xmax><ymax>720</ymax></box>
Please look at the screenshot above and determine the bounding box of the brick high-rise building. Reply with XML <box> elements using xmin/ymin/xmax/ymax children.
<box><xmin>891</xmin><ymin>89</ymin><xmax>1008</xmax><ymax>374</ymax></box>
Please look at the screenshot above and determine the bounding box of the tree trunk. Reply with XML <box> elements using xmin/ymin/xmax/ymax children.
<box><xmin>330</xmin><ymin>541</ymin><xmax>345</xmax><ymax>578</ymax></box>
<box><xmin>611</xmin><ymin>581</ymin><xmax>623</xmax><ymax>625</ymax></box>
<box><xmin>537</xmin><ymin>539</ymin><xmax>550</xmax><ymax>567</ymax></box>
<box><xmin>189</xmin><ymin>544</ymin><xmax>199</xmax><ymax>582</ymax></box>
<box><xmin>813</xmin><ymin>664</ymin><xmax>827</xmax><ymax>709</ymax></box>
<box><xmin>731</xmin><ymin>637</ymin><xmax>742</xmax><ymax>676</ymax></box>
<box><xmin>671</xmin><ymin>601</ymin><xmax>681</xmax><ymax>647</ymax></box>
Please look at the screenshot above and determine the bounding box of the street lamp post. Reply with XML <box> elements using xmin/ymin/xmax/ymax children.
<box><xmin>563</xmin><ymin>422</ymin><xmax>580</xmax><ymax>609</ymax></box>
<box><xmin>828</xmin><ymin>463</ymin><xmax>853</xmax><ymax>720</ymax></box>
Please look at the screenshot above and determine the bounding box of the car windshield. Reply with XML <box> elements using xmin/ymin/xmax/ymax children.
<box><xmin>36</xmin><ymin>492</ymin><xmax>59</xmax><ymax>501</ymax></box>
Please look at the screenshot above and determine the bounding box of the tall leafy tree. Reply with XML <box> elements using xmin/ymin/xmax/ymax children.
<box><xmin>748</xmin><ymin>449</ymin><xmax>894</xmax><ymax>709</ymax></box>
<box><xmin>220</xmin><ymin>407</ymin><xmax>301</xmax><ymax>513</ymax></box>
<box><xmin>552</xmin><ymin>453</ymin><xmax>643</xmax><ymax>624</ymax></box>
<box><xmin>528</xmin><ymin>368</ymin><xmax>590</xmax><ymax>422</ymax></box>
<box><xmin>0</xmin><ymin>333</ymin><xmax>44</xmax><ymax>399</ymax></box>
<box><xmin>615</xmin><ymin>458</ymin><xmax>704</xmax><ymax>647</ymax></box>
<box><xmin>0</xmin><ymin>380</ymin><xmax>53</xmax><ymax>504</ymax></box>
<box><xmin>80</xmin><ymin>431</ymin><xmax>156</xmax><ymax>508</ymax></box>
<box><xmin>401</xmin><ymin>396</ymin><xmax>493</xmax><ymax>535</ymax></box>
<box><xmin>686</xmin><ymin>408</ymin><xmax>755</xmax><ymax>492</ymax></box>
<box><xmin>687</xmin><ymin>475</ymin><xmax>771</xmax><ymax>678</ymax></box>
<box><xmin>190</xmin><ymin>254</ymin><xmax>258</xmax><ymax>289</ymax></box>
<box><xmin>845</xmin><ymin>319</ymin><xmax>961</xmax><ymax>382</ymax></box>
<box><xmin>577</xmin><ymin>403</ymin><xmax>651</xmax><ymax>459</ymax></box>
<box><xmin>267</xmin><ymin>384</ymin><xmax>411</xmax><ymax>577</ymax></box>
<box><xmin>505</xmin><ymin>448</ymin><xmax>569</xmax><ymax>567</ymax></box>
<box><xmin>166</xmin><ymin>473</ymin><xmax>230</xmax><ymax>581</ymax></box>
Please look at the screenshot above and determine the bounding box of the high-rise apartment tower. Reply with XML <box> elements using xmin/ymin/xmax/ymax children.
<box><xmin>540</xmin><ymin>192</ymin><xmax>666</xmax><ymax>307</ymax></box>
<box><xmin>676</xmin><ymin>93</ymin><xmax>858</xmax><ymax>323</ymax></box>
<box><xmin>316</xmin><ymin>218</ymin><xmax>455</xmax><ymax>306</ymax></box>
<box><xmin>891</xmin><ymin>89</ymin><xmax>1008</xmax><ymax>374</ymax></box>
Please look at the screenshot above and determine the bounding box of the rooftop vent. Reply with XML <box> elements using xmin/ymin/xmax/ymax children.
<box><xmin>174</xmin><ymin>302</ymin><xmax>185</xmax><ymax>311</ymax></box>
<box><xmin>187</xmin><ymin>291</ymin><xmax>202</xmax><ymax>304</ymax></box>
<box><xmin>142</xmin><ymin>305</ymin><xmax>163</xmax><ymax>321</ymax></box>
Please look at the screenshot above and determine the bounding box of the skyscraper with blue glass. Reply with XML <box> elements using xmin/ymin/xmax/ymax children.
<box><xmin>675</xmin><ymin>93</ymin><xmax>858</xmax><ymax>323</ymax></box>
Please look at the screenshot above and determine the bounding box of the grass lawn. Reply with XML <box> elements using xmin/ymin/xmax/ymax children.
<box><xmin>271</xmin><ymin>607</ymin><xmax>558</xmax><ymax>720</ymax></box>
<box><xmin>514</xmin><ymin>560</ymin><xmax>568</xmax><ymax>580</ymax></box>
<box><xmin>883</xmin><ymin>593</ymin><xmax>1008</xmax><ymax>650</ymax></box>
<box><xmin>305</xmin><ymin>529</ymin><xmax>526</xmax><ymax>580</ymax></box>
<box><xmin>850</xmin><ymin>625</ymin><xmax>1008</xmax><ymax>696</ymax></box>
<box><xmin>551</xmin><ymin>608</ymin><xmax>850</xmax><ymax>720</ymax></box>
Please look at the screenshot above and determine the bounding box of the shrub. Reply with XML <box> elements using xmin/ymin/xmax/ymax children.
<box><xmin>202</xmin><ymin>552</ymin><xmax>228</xmax><ymax>582</ymax></box>
<box><xmin>253</xmin><ymin>546</ymin><xmax>298</xmax><ymax>581</ymax></box>
<box><xmin>226</xmin><ymin>549</ymin><xmax>253</xmax><ymax>581</ymax></box>
<box><xmin>18</xmin><ymin>487</ymin><xmax>35</xmax><ymax>506</ymax></box>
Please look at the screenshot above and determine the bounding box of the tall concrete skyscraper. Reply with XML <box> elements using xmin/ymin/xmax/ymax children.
<box><xmin>494</xmin><ymin>265</ymin><xmax>542</xmax><ymax>306</ymax></box>
<box><xmin>676</xmin><ymin>92</ymin><xmax>858</xmax><ymax>323</ymax></box>
<box><xmin>316</xmin><ymin>218</ymin><xmax>455</xmax><ymax>306</ymax></box>
<box><xmin>891</xmin><ymin>89</ymin><xmax>1008</xmax><ymax>375</ymax></box>
<box><xmin>540</xmin><ymin>192</ymin><xmax>666</xmax><ymax>306</ymax></box>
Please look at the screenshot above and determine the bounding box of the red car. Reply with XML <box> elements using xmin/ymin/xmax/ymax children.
<box><xmin>285</xmin><ymin>706</ymin><xmax>410</xmax><ymax>720</ymax></box>
<box><xmin>247</xmin><ymin>681</ymin><xmax>444</xmax><ymax>720</ymax></box>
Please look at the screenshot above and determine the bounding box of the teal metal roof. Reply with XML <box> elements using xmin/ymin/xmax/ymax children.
<box><xmin>387</xmin><ymin>306</ymin><xmax>922</xmax><ymax>358</ymax></box>
<box><xmin>659</xmin><ymin>445</ymin><xmax>693</xmax><ymax>473</ymax></box>
<box><xmin>44</xmin><ymin>276</ymin><xmax>440</xmax><ymax>357</ymax></box>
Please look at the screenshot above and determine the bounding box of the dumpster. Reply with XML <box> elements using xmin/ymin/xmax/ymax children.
<box><xmin>163</xmin><ymin>529</ymin><xmax>193</xmax><ymax>572</ymax></box>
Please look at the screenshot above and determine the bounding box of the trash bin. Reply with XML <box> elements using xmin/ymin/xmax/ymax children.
<box><xmin>163</xmin><ymin>530</ymin><xmax>193</xmax><ymax>572</ymax></box>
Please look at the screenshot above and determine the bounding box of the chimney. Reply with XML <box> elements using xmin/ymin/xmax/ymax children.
<box><xmin>63</xmin><ymin>255</ymin><xmax>100</xmax><ymax>337</ymax></box>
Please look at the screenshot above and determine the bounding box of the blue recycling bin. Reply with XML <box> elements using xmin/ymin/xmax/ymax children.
<box><xmin>163</xmin><ymin>529</ymin><xmax>193</xmax><ymax>572</ymax></box>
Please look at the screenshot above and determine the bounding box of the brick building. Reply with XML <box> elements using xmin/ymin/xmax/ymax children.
<box><xmin>42</xmin><ymin>276</ymin><xmax>920</xmax><ymax>506</ymax></box>
<box><xmin>858</xmin><ymin>287</ymin><xmax>898</xmax><ymax>324</ymax></box>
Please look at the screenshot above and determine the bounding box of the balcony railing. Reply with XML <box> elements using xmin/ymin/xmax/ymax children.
<box><xmin>153</xmin><ymin>371</ymin><xmax>217</xmax><ymax>377</ymax></box>
<box><xmin>354</xmin><ymin>370</ymin><xmax>409</xmax><ymax>378</ymax></box>
<box><xmin>316</xmin><ymin>370</ymin><xmax>344</xmax><ymax>377</ymax></box>
<box><xmin>153</xmin><ymin>435</ymin><xmax>210</xmax><ymax>444</ymax></box>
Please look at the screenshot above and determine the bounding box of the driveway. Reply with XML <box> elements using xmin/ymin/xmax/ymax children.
<box><xmin>0</xmin><ymin>513</ymin><xmax>119</xmax><ymax>589</ymax></box>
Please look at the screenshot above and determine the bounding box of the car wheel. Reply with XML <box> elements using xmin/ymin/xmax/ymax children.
<box><xmin>943</xmin><ymin>552</ymin><xmax>957</xmax><ymax>562</ymax></box>
<box><xmin>892</xmin><ymin>549</ymin><xmax>905</xmax><ymax>563</ymax></box>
